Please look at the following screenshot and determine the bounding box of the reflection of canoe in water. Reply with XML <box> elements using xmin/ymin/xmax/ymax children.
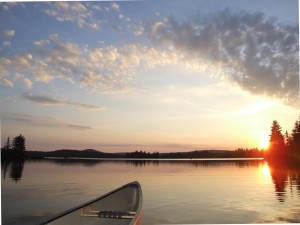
<box><xmin>39</xmin><ymin>181</ymin><xmax>143</xmax><ymax>225</ymax></box>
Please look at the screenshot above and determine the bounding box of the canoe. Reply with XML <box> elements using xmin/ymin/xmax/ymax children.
<box><xmin>39</xmin><ymin>181</ymin><xmax>143</xmax><ymax>225</ymax></box>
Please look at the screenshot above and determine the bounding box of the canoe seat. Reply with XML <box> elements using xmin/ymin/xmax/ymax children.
<box><xmin>98</xmin><ymin>211</ymin><xmax>135</xmax><ymax>219</ymax></box>
<box><xmin>80</xmin><ymin>204</ymin><xmax>136</xmax><ymax>219</ymax></box>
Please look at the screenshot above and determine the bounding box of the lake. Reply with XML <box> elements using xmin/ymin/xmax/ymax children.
<box><xmin>1</xmin><ymin>158</ymin><xmax>300</xmax><ymax>225</ymax></box>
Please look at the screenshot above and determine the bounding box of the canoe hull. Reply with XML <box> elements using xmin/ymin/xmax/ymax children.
<box><xmin>39</xmin><ymin>181</ymin><xmax>142</xmax><ymax>225</ymax></box>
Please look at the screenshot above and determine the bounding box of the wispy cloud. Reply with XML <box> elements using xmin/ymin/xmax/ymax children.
<box><xmin>145</xmin><ymin>9</ymin><xmax>299</xmax><ymax>107</ymax></box>
<box><xmin>22</xmin><ymin>93</ymin><xmax>107</xmax><ymax>111</ymax></box>
<box><xmin>7</xmin><ymin>113</ymin><xmax>92</xmax><ymax>130</ymax></box>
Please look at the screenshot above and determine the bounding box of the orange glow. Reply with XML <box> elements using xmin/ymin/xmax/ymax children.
<box><xmin>257</xmin><ymin>130</ymin><xmax>270</xmax><ymax>150</ymax></box>
<box><xmin>259</xmin><ymin>139</ymin><xmax>269</xmax><ymax>150</ymax></box>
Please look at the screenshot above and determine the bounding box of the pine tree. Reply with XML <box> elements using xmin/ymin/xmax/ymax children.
<box><xmin>269</xmin><ymin>120</ymin><xmax>285</xmax><ymax>153</ymax></box>
<box><xmin>284</xmin><ymin>131</ymin><xmax>292</xmax><ymax>150</ymax></box>
<box><xmin>290</xmin><ymin>117</ymin><xmax>300</xmax><ymax>152</ymax></box>
<box><xmin>3</xmin><ymin>137</ymin><xmax>11</xmax><ymax>151</ymax></box>
<box><xmin>12</xmin><ymin>134</ymin><xmax>26</xmax><ymax>152</ymax></box>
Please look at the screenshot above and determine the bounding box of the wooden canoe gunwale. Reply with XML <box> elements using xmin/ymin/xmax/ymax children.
<box><xmin>38</xmin><ymin>181</ymin><xmax>142</xmax><ymax>225</ymax></box>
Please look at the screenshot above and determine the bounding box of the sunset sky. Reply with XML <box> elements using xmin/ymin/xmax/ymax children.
<box><xmin>1</xmin><ymin>0</ymin><xmax>299</xmax><ymax>152</ymax></box>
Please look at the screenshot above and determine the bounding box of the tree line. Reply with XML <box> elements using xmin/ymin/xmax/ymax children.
<box><xmin>126</xmin><ymin>151</ymin><xmax>160</xmax><ymax>158</ymax></box>
<box><xmin>125</xmin><ymin>149</ymin><xmax>263</xmax><ymax>159</ymax></box>
<box><xmin>267</xmin><ymin>117</ymin><xmax>300</xmax><ymax>163</ymax></box>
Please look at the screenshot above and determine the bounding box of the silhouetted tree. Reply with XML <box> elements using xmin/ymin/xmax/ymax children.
<box><xmin>290</xmin><ymin>117</ymin><xmax>300</xmax><ymax>152</ymax></box>
<box><xmin>3</xmin><ymin>137</ymin><xmax>11</xmax><ymax>151</ymax></box>
<box><xmin>284</xmin><ymin>131</ymin><xmax>292</xmax><ymax>150</ymax></box>
<box><xmin>269</xmin><ymin>121</ymin><xmax>285</xmax><ymax>149</ymax></box>
<box><xmin>268</xmin><ymin>120</ymin><xmax>286</xmax><ymax>160</ymax></box>
<box><xmin>9</xmin><ymin>134</ymin><xmax>27</xmax><ymax>159</ymax></box>
<box><xmin>2</xmin><ymin>137</ymin><xmax>12</xmax><ymax>159</ymax></box>
<box><xmin>12</xmin><ymin>134</ymin><xmax>26</xmax><ymax>152</ymax></box>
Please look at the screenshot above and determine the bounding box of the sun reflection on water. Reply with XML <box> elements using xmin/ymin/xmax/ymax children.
<box><xmin>261</xmin><ymin>162</ymin><xmax>271</xmax><ymax>177</ymax></box>
<box><xmin>259</xmin><ymin>162</ymin><xmax>272</xmax><ymax>185</ymax></box>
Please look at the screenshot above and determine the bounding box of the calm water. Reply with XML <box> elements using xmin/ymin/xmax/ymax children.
<box><xmin>1</xmin><ymin>158</ymin><xmax>300</xmax><ymax>225</ymax></box>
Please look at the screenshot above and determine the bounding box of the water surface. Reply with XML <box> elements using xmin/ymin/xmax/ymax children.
<box><xmin>1</xmin><ymin>158</ymin><xmax>300</xmax><ymax>224</ymax></box>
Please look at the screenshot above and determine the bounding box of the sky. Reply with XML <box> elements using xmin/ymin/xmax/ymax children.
<box><xmin>0</xmin><ymin>0</ymin><xmax>299</xmax><ymax>152</ymax></box>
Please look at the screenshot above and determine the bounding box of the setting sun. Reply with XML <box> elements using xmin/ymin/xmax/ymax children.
<box><xmin>259</xmin><ymin>139</ymin><xmax>269</xmax><ymax>150</ymax></box>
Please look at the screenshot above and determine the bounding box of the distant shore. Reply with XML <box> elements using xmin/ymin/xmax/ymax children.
<box><xmin>24</xmin><ymin>148</ymin><xmax>264</xmax><ymax>159</ymax></box>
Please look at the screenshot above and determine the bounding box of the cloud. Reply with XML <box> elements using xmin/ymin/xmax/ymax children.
<box><xmin>0</xmin><ymin>78</ymin><xmax>14</xmax><ymax>87</ymax></box>
<box><xmin>22</xmin><ymin>78</ymin><xmax>33</xmax><ymax>89</ymax></box>
<box><xmin>22</xmin><ymin>93</ymin><xmax>64</xmax><ymax>105</ymax></box>
<box><xmin>33</xmin><ymin>39</ymin><xmax>49</xmax><ymax>47</ymax></box>
<box><xmin>133</xmin><ymin>23</ymin><xmax>144</xmax><ymax>36</ymax></box>
<box><xmin>14</xmin><ymin>73</ymin><xmax>33</xmax><ymax>89</ymax></box>
<box><xmin>111</xmin><ymin>2</ymin><xmax>120</xmax><ymax>12</ymax></box>
<box><xmin>81</xmin><ymin>43</ymin><xmax>182</xmax><ymax>90</ymax></box>
<box><xmin>2</xmin><ymin>7</ymin><xmax>298</xmax><ymax>109</ymax></box>
<box><xmin>89</xmin><ymin>23</ymin><xmax>100</xmax><ymax>30</ymax></box>
<box><xmin>7</xmin><ymin>113</ymin><xmax>92</xmax><ymax>130</ymax></box>
<box><xmin>144</xmin><ymin>9</ymin><xmax>299</xmax><ymax>107</ymax></box>
<box><xmin>3</xmin><ymin>41</ymin><xmax>11</xmax><ymax>47</ymax></box>
<box><xmin>44</xmin><ymin>2</ymin><xmax>101</xmax><ymax>30</ymax></box>
<box><xmin>0</xmin><ymin>32</ymin><xmax>233</xmax><ymax>94</ymax></box>
<box><xmin>22</xmin><ymin>93</ymin><xmax>107</xmax><ymax>111</ymax></box>
<box><xmin>62</xmin><ymin>124</ymin><xmax>92</xmax><ymax>130</ymax></box>
<box><xmin>0</xmin><ymin>29</ymin><xmax>15</xmax><ymax>37</ymax></box>
<box><xmin>1</xmin><ymin>53</ymin><xmax>49</xmax><ymax>87</ymax></box>
<box><xmin>0</xmin><ymin>2</ymin><xmax>25</xmax><ymax>12</ymax></box>
<box><xmin>0</xmin><ymin>58</ymin><xmax>34</xmax><ymax>89</ymax></box>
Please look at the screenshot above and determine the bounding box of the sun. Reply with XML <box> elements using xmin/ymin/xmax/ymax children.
<box><xmin>257</xmin><ymin>130</ymin><xmax>270</xmax><ymax>150</ymax></box>
<box><xmin>259</xmin><ymin>138</ymin><xmax>269</xmax><ymax>150</ymax></box>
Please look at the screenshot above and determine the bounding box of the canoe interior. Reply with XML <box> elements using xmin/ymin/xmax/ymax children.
<box><xmin>42</xmin><ymin>182</ymin><xmax>142</xmax><ymax>225</ymax></box>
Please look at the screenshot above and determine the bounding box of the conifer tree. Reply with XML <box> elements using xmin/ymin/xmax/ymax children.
<box><xmin>3</xmin><ymin>137</ymin><xmax>11</xmax><ymax>151</ymax></box>
<box><xmin>12</xmin><ymin>134</ymin><xmax>26</xmax><ymax>152</ymax></box>
<box><xmin>284</xmin><ymin>131</ymin><xmax>292</xmax><ymax>150</ymax></box>
<box><xmin>269</xmin><ymin>120</ymin><xmax>285</xmax><ymax>153</ymax></box>
<box><xmin>290</xmin><ymin>117</ymin><xmax>300</xmax><ymax>152</ymax></box>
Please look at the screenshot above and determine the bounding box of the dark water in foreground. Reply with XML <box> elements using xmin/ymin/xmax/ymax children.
<box><xmin>1</xmin><ymin>158</ymin><xmax>300</xmax><ymax>224</ymax></box>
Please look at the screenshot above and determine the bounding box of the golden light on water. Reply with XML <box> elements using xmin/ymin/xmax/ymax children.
<box><xmin>261</xmin><ymin>162</ymin><xmax>271</xmax><ymax>177</ymax></box>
